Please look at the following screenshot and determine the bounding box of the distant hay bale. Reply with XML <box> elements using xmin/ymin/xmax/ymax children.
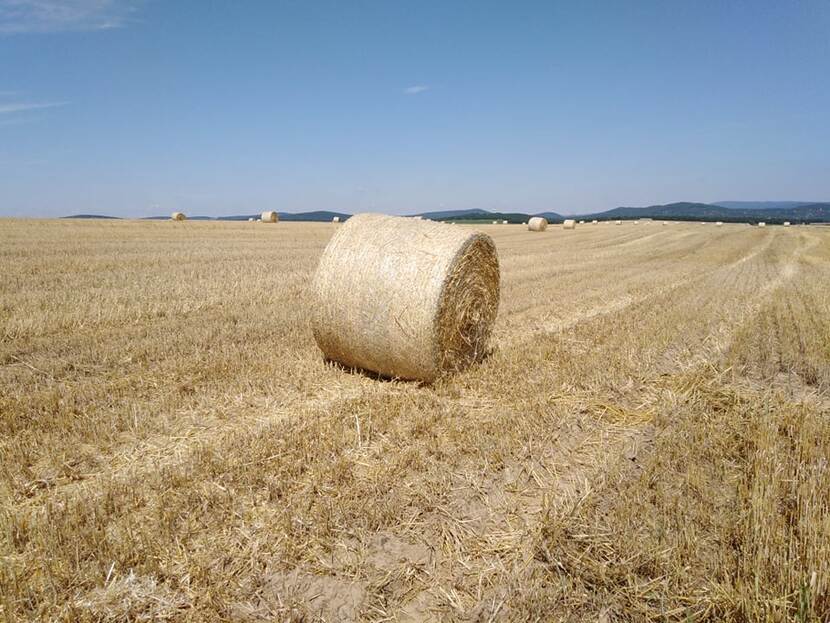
<box><xmin>332</xmin><ymin>216</ymin><xmax>340</xmax><ymax>223</ymax></box>
<box><xmin>758</xmin><ymin>222</ymin><xmax>766</xmax><ymax>227</ymax></box>
<box><xmin>616</xmin><ymin>220</ymin><xmax>622</xmax><ymax>225</ymax></box>
<box><xmin>502</xmin><ymin>220</ymin><xmax>508</xmax><ymax>224</ymax></box>
<box><xmin>311</xmin><ymin>213</ymin><xmax>500</xmax><ymax>382</ymax></box>
<box><xmin>783</xmin><ymin>221</ymin><xmax>791</xmax><ymax>227</ymax></box>
<box><xmin>663</xmin><ymin>221</ymin><xmax>669</xmax><ymax>225</ymax></box>
<box><xmin>579</xmin><ymin>220</ymin><xmax>585</xmax><ymax>224</ymax></box>
<box><xmin>170</xmin><ymin>212</ymin><xmax>186</xmax><ymax>221</ymax></box>
<box><xmin>248</xmin><ymin>217</ymin><xmax>255</xmax><ymax>222</ymax></box>
<box><xmin>492</xmin><ymin>220</ymin><xmax>498</xmax><ymax>224</ymax></box>
<box><xmin>716</xmin><ymin>221</ymin><xmax>723</xmax><ymax>227</ymax></box>
<box><xmin>592</xmin><ymin>220</ymin><xmax>598</xmax><ymax>224</ymax></box>
<box><xmin>261</xmin><ymin>211</ymin><xmax>279</xmax><ymax>223</ymax></box>
<box><xmin>528</xmin><ymin>217</ymin><xmax>548</xmax><ymax>232</ymax></box>
<box><xmin>562</xmin><ymin>219</ymin><xmax>576</xmax><ymax>229</ymax></box>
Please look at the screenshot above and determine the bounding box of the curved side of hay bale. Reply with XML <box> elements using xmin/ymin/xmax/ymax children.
<box><xmin>261</xmin><ymin>211</ymin><xmax>279</xmax><ymax>223</ymax></box>
<box><xmin>528</xmin><ymin>217</ymin><xmax>548</xmax><ymax>232</ymax></box>
<box><xmin>171</xmin><ymin>212</ymin><xmax>186</xmax><ymax>221</ymax></box>
<box><xmin>311</xmin><ymin>213</ymin><xmax>500</xmax><ymax>382</ymax></box>
<box><xmin>563</xmin><ymin>219</ymin><xmax>576</xmax><ymax>229</ymax></box>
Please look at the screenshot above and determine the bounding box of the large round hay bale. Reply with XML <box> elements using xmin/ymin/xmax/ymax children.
<box><xmin>261</xmin><ymin>211</ymin><xmax>279</xmax><ymax>223</ymax></box>
<box><xmin>528</xmin><ymin>217</ymin><xmax>548</xmax><ymax>231</ymax></box>
<box><xmin>311</xmin><ymin>213</ymin><xmax>500</xmax><ymax>382</ymax></box>
<box><xmin>562</xmin><ymin>219</ymin><xmax>576</xmax><ymax>230</ymax></box>
<box><xmin>171</xmin><ymin>212</ymin><xmax>186</xmax><ymax>221</ymax></box>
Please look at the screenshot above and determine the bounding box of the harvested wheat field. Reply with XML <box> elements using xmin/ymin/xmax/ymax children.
<box><xmin>2</xmin><ymin>219</ymin><xmax>829</xmax><ymax>622</ymax></box>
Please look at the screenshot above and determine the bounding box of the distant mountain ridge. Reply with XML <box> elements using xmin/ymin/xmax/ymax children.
<box><xmin>713</xmin><ymin>201</ymin><xmax>819</xmax><ymax>211</ymax></box>
<box><xmin>62</xmin><ymin>202</ymin><xmax>830</xmax><ymax>223</ymax></box>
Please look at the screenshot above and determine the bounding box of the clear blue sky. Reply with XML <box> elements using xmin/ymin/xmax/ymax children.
<box><xmin>1</xmin><ymin>1</ymin><xmax>829</xmax><ymax>217</ymax></box>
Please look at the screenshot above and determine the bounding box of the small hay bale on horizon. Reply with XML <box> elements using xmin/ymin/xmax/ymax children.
<box><xmin>562</xmin><ymin>219</ymin><xmax>576</xmax><ymax>230</ymax></box>
<box><xmin>758</xmin><ymin>222</ymin><xmax>766</xmax><ymax>227</ymax></box>
<box><xmin>311</xmin><ymin>213</ymin><xmax>500</xmax><ymax>382</ymax></box>
<box><xmin>333</xmin><ymin>216</ymin><xmax>340</xmax><ymax>223</ymax></box>
<box><xmin>616</xmin><ymin>220</ymin><xmax>622</xmax><ymax>225</ymax></box>
<box><xmin>171</xmin><ymin>212</ymin><xmax>186</xmax><ymax>221</ymax></box>
<box><xmin>716</xmin><ymin>221</ymin><xmax>724</xmax><ymax>227</ymax></box>
<box><xmin>261</xmin><ymin>211</ymin><xmax>279</xmax><ymax>223</ymax></box>
<box><xmin>528</xmin><ymin>217</ymin><xmax>548</xmax><ymax>232</ymax></box>
<box><xmin>784</xmin><ymin>221</ymin><xmax>791</xmax><ymax>227</ymax></box>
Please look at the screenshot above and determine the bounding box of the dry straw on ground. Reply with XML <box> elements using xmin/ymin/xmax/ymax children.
<box><xmin>170</xmin><ymin>212</ymin><xmax>186</xmax><ymax>221</ymax></box>
<box><xmin>527</xmin><ymin>216</ymin><xmax>548</xmax><ymax>232</ymax></box>
<box><xmin>310</xmin><ymin>213</ymin><xmax>500</xmax><ymax>382</ymax></box>
<box><xmin>563</xmin><ymin>219</ymin><xmax>576</xmax><ymax>229</ymax></box>
<box><xmin>261</xmin><ymin>211</ymin><xmax>279</xmax><ymax>223</ymax></box>
<box><xmin>3</xmin><ymin>219</ymin><xmax>828</xmax><ymax>621</ymax></box>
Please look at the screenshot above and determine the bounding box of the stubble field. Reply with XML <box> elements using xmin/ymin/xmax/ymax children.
<box><xmin>1</xmin><ymin>218</ymin><xmax>829</xmax><ymax>621</ymax></box>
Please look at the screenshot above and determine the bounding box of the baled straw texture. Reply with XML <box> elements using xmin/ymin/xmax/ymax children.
<box><xmin>563</xmin><ymin>219</ymin><xmax>576</xmax><ymax>229</ymax></box>
<box><xmin>311</xmin><ymin>213</ymin><xmax>500</xmax><ymax>382</ymax></box>
<box><xmin>261</xmin><ymin>211</ymin><xmax>279</xmax><ymax>223</ymax></box>
<box><xmin>527</xmin><ymin>217</ymin><xmax>548</xmax><ymax>232</ymax></box>
<box><xmin>170</xmin><ymin>212</ymin><xmax>186</xmax><ymax>221</ymax></box>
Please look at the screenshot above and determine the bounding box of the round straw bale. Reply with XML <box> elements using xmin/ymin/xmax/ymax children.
<box><xmin>261</xmin><ymin>211</ymin><xmax>279</xmax><ymax>223</ymax></box>
<box><xmin>502</xmin><ymin>220</ymin><xmax>508</xmax><ymax>224</ymax></box>
<box><xmin>783</xmin><ymin>221</ymin><xmax>791</xmax><ymax>227</ymax></box>
<box><xmin>528</xmin><ymin>217</ymin><xmax>548</xmax><ymax>231</ymax></box>
<box><xmin>311</xmin><ymin>213</ymin><xmax>500</xmax><ymax>382</ymax></box>
<box><xmin>562</xmin><ymin>219</ymin><xmax>576</xmax><ymax>229</ymax></box>
<box><xmin>615</xmin><ymin>220</ymin><xmax>622</xmax><ymax>225</ymax></box>
<box><xmin>758</xmin><ymin>222</ymin><xmax>766</xmax><ymax>227</ymax></box>
<box><xmin>248</xmin><ymin>217</ymin><xmax>255</xmax><ymax>221</ymax></box>
<box><xmin>332</xmin><ymin>216</ymin><xmax>340</xmax><ymax>223</ymax></box>
<box><xmin>592</xmin><ymin>220</ymin><xmax>598</xmax><ymax>224</ymax></box>
<box><xmin>716</xmin><ymin>221</ymin><xmax>723</xmax><ymax>227</ymax></box>
<box><xmin>171</xmin><ymin>212</ymin><xmax>186</xmax><ymax>221</ymax></box>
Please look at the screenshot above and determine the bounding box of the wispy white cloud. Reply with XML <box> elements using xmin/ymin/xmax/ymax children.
<box><xmin>0</xmin><ymin>100</ymin><xmax>67</xmax><ymax>114</ymax></box>
<box><xmin>0</xmin><ymin>0</ymin><xmax>140</xmax><ymax>34</ymax></box>
<box><xmin>403</xmin><ymin>85</ymin><xmax>430</xmax><ymax>95</ymax></box>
